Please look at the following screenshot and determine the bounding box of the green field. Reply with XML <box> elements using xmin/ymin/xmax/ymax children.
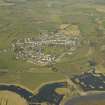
<box><xmin>0</xmin><ymin>0</ymin><xmax>105</xmax><ymax>93</ymax></box>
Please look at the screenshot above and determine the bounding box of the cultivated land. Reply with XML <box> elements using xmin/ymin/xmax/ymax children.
<box><xmin>1</xmin><ymin>0</ymin><xmax>105</xmax><ymax>104</ymax></box>
<box><xmin>0</xmin><ymin>91</ymin><xmax>27</xmax><ymax>105</ymax></box>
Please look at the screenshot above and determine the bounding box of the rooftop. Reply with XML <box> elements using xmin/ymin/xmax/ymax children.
<box><xmin>71</xmin><ymin>72</ymin><xmax>105</xmax><ymax>91</ymax></box>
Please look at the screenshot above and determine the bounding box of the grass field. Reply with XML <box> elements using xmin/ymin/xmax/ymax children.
<box><xmin>0</xmin><ymin>0</ymin><xmax>105</xmax><ymax>100</ymax></box>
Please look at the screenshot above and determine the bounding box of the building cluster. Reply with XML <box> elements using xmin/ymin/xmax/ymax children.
<box><xmin>12</xmin><ymin>29</ymin><xmax>80</xmax><ymax>65</ymax></box>
<box><xmin>71</xmin><ymin>72</ymin><xmax>105</xmax><ymax>91</ymax></box>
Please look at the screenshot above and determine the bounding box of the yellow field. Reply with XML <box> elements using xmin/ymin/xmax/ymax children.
<box><xmin>0</xmin><ymin>91</ymin><xmax>28</xmax><ymax>105</ymax></box>
<box><xmin>59</xmin><ymin>24</ymin><xmax>80</xmax><ymax>36</ymax></box>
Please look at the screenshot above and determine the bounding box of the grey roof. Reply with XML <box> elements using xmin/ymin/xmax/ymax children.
<box><xmin>71</xmin><ymin>72</ymin><xmax>105</xmax><ymax>91</ymax></box>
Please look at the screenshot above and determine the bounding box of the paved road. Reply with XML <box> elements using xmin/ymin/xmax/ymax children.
<box><xmin>65</xmin><ymin>93</ymin><xmax>105</xmax><ymax>105</ymax></box>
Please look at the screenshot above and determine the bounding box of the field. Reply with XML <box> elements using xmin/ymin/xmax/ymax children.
<box><xmin>0</xmin><ymin>91</ymin><xmax>27</xmax><ymax>105</ymax></box>
<box><xmin>78</xmin><ymin>101</ymin><xmax>105</xmax><ymax>105</ymax></box>
<box><xmin>0</xmin><ymin>0</ymin><xmax>105</xmax><ymax>103</ymax></box>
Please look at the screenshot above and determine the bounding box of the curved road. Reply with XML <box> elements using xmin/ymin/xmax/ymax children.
<box><xmin>65</xmin><ymin>93</ymin><xmax>105</xmax><ymax>105</ymax></box>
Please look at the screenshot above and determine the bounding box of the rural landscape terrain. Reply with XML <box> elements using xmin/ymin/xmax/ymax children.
<box><xmin>1</xmin><ymin>0</ymin><xmax>105</xmax><ymax>105</ymax></box>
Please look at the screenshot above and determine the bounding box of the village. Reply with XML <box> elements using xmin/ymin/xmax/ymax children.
<box><xmin>11</xmin><ymin>24</ymin><xmax>81</xmax><ymax>65</ymax></box>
